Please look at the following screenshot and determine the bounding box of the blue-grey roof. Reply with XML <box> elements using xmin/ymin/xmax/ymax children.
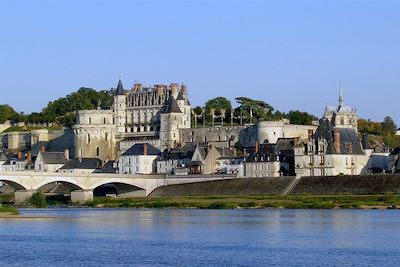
<box><xmin>122</xmin><ymin>143</ymin><xmax>160</xmax><ymax>156</ymax></box>
<box><xmin>41</xmin><ymin>152</ymin><xmax>68</xmax><ymax>164</ymax></box>
<box><xmin>59</xmin><ymin>158</ymin><xmax>101</xmax><ymax>170</ymax></box>
<box><xmin>161</xmin><ymin>96</ymin><xmax>182</xmax><ymax>114</ymax></box>
<box><xmin>116</xmin><ymin>80</ymin><xmax>125</xmax><ymax>95</ymax></box>
<box><xmin>313</xmin><ymin>120</ymin><xmax>364</xmax><ymax>155</ymax></box>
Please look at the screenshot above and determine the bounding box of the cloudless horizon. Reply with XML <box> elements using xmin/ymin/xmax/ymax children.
<box><xmin>1</xmin><ymin>0</ymin><xmax>399</xmax><ymax>123</ymax></box>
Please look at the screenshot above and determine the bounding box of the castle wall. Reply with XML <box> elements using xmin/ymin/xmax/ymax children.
<box><xmin>180</xmin><ymin>126</ymin><xmax>247</xmax><ymax>148</ymax></box>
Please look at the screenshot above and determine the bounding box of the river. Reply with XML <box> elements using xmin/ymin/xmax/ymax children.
<box><xmin>0</xmin><ymin>209</ymin><xmax>400</xmax><ymax>266</ymax></box>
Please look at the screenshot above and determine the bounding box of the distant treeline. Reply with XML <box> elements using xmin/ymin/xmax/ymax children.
<box><xmin>0</xmin><ymin>88</ymin><xmax>114</xmax><ymax>127</ymax></box>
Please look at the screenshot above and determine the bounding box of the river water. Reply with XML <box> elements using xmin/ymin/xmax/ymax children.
<box><xmin>0</xmin><ymin>209</ymin><xmax>400</xmax><ymax>266</ymax></box>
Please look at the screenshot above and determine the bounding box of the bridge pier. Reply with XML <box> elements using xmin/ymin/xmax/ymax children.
<box><xmin>14</xmin><ymin>190</ymin><xmax>35</xmax><ymax>205</ymax></box>
<box><xmin>71</xmin><ymin>190</ymin><xmax>93</xmax><ymax>204</ymax></box>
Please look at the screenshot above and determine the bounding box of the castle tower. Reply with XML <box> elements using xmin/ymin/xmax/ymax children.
<box><xmin>160</xmin><ymin>96</ymin><xmax>183</xmax><ymax>150</ymax></box>
<box><xmin>324</xmin><ymin>82</ymin><xmax>358</xmax><ymax>132</ymax></box>
<box><xmin>114</xmin><ymin>80</ymin><xmax>127</xmax><ymax>133</ymax></box>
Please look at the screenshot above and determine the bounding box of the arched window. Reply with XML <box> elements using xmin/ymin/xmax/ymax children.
<box><xmin>96</xmin><ymin>147</ymin><xmax>100</xmax><ymax>157</ymax></box>
<box><xmin>105</xmin><ymin>132</ymin><xmax>108</xmax><ymax>141</ymax></box>
<box><xmin>88</xmin><ymin>134</ymin><xmax>91</xmax><ymax>144</ymax></box>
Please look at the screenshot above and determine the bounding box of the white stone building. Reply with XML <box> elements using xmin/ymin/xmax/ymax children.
<box><xmin>74</xmin><ymin>80</ymin><xmax>191</xmax><ymax>161</ymax></box>
<box><xmin>294</xmin><ymin>86</ymin><xmax>369</xmax><ymax>177</ymax></box>
<box><xmin>119</xmin><ymin>143</ymin><xmax>159</xmax><ymax>174</ymax></box>
<box><xmin>35</xmin><ymin>151</ymin><xmax>68</xmax><ymax>172</ymax></box>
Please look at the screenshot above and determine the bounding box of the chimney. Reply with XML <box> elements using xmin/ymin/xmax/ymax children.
<box><xmin>64</xmin><ymin>149</ymin><xmax>70</xmax><ymax>160</ymax></box>
<box><xmin>308</xmin><ymin>129</ymin><xmax>313</xmax><ymax>141</ymax></box>
<box><xmin>40</xmin><ymin>146</ymin><xmax>46</xmax><ymax>153</ymax></box>
<box><xmin>171</xmin><ymin>83</ymin><xmax>179</xmax><ymax>97</ymax></box>
<box><xmin>334</xmin><ymin>128</ymin><xmax>341</xmax><ymax>153</ymax></box>
<box><xmin>143</xmin><ymin>143</ymin><xmax>148</xmax><ymax>156</ymax></box>
<box><xmin>156</xmin><ymin>84</ymin><xmax>164</xmax><ymax>96</ymax></box>
<box><xmin>181</xmin><ymin>84</ymin><xmax>187</xmax><ymax>95</ymax></box>
<box><xmin>17</xmin><ymin>151</ymin><xmax>22</xmax><ymax>160</ymax></box>
<box><xmin>27</xmin><ymin>151</ymin><xmax>32</xmax><ymax>162</ymax></box>
<box><xmin>255</xmin><ymin>142</ymin><xmax>259</xmax><ymax>154</ymax></box>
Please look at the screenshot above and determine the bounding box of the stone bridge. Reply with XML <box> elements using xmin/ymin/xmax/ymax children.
<box><xmin>0</xmin><ymin>172</ymin><xmax>235</xmax><ymax>204</ymax></box>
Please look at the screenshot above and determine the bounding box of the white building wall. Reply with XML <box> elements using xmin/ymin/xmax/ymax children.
<box><xmin>119</xmin><ymin>155</ymin><xmax>157</xmax><ymax>175</ymax></box>
<box><xmin>245</xmin><ymin>161</ymin><xmax>281</xmax><ymax>177</ymax></box>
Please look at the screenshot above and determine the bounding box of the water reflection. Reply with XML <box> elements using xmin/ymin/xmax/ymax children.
<box><xmin>1</xmin><ymin>209</ymin><xmax>400</xmax><ymax>266</ymax></box>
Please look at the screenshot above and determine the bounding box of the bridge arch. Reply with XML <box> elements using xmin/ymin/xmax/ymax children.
<box><xmin>92</xmin><ymin>181</ymin><xmax>146</xmax><ymax>197</ymax></box>
<box><xmin>0</xmin><ymin>180</ymin><xmax>28</xmax><ymax>190</ymax></box>
<box><xmin>34</xmin><ymin>178</ymin><xmax>86</xmax><ymax>191</ymax></box>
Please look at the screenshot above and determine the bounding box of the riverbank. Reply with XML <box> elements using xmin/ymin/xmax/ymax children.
<box><xmin>0</xmin><ymin>206</ymin><xmax>19</xmax><ymax>216</ymax></box>
<box><xmin>84</xmin><ymin>195</ymin><xmax>400</xmax><ymax>209</ymax></box>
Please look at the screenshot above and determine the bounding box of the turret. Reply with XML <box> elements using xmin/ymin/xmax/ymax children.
<box><xmin>114</xmin><ymin>80</ymin><xmax>127</xmax><ymax>133</ymax></box>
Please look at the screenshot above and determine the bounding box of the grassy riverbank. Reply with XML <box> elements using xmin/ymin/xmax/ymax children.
<box><xmin>0</xmin><ymin>206</ymin><xmax>19</xmax><ymax>215</ymax></box>
<box><xmin>85</xmin><ymin>195</ymin><xmax>400</xmax><ymax>209</ymax></box>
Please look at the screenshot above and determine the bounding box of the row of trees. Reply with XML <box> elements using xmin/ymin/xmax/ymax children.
<box><xmin>0</xmin><ymin>88</ymin><xmax>114</xmax><ymax>127</ymax></box>
<box><xmin>193</xmin><ymin>96</ymin><xmax>317</xmax><ymax>126</ymax></box>
<box><xmin>358</xmin><ymin>116</ymin><xmax>400</xmax><ymax>148</ymax></box>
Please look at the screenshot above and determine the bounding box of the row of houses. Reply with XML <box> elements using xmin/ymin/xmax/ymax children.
<box><xmin>0</xmin><ymin>147</ymin><xmax>118</xmax><ymax>174</ymax></box>
<box><xmin>1</xmin><ymin>136</ymin><xmax>400</xmax><ymax>177</ymax></box>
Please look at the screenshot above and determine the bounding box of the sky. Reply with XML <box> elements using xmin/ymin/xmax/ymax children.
<box><xmin>0</xmin><ymin>0</ymin><xmax>399</xmax><ymax>123</ymax></box>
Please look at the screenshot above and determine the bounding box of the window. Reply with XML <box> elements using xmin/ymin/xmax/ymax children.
<box><xmin>88</xmin><ymin>134</ymin><xmax>91</xmax><ymax>144</ymax></box>
<box><xmin>96</xmin><ymin>147</ymin><xmax>100</xmax><ymax>157</ymax></box>
<box><xmin>89</xmin><ymin>117</ymin><xmax>92</xmax><ymax>124</ymax></box>
<box><xmin>105</xmin><ymin>132</ymin><xmax>108</xmax><ymax>141</ymax></box>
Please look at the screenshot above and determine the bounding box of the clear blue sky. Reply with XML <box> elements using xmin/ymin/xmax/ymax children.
<box><xmin>1</xmin><ymin>0</ymin><xmax>399</xmax><ymax>123</ymax></box>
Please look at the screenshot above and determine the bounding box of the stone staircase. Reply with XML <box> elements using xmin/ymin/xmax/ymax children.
<box><xmin>281</xmin><ymin>176</ymin><xmax>301</xmax><ymax>196</ymax></box>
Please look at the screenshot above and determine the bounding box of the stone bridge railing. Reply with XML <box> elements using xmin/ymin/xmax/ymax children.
<box><xmin>0</xmin><ymin>172</ymin><xmax>236</xmax><ymax>204</ymax></box>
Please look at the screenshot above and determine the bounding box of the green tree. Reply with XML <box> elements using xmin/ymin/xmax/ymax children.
<box><xmin>286</xmin><ymin>110</ymin><xmax>317</xmax><ymax>125</ymax></box>
<box><xmin>235</xmin><ymin>97</ymin><xmax>274</xmax><ymax>122</ymax></box>
<box><xmin>0</xmin><ymin>105</ymin><xmax>18</xmax><ymax>123</ymax></box>
<box><xmin>30</xmin><ymin>192</ymin><xmax>47</xmax><ymax>208</ymax></box>
<box><xmin>381</xmin><ymin>116</ymin><xmax>397</xmax><ymax>136</ymax></box>
<box><xmin>205</xmin><ymin>97</ymin><xmax>232</xmax><ymax>112</ymax></box>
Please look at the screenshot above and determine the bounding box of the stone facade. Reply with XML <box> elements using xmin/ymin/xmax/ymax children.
<box><xmin>74</xmin><ymin>80</ymin><xmax>191</xmax><ymax>160</ymax></box>
<box><xmin>73</xmin><ymin>110</ymin><xmax>116</xmax><ymax>161</ymax></box>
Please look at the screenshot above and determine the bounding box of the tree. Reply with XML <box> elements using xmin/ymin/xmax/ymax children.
<box><xmin>30</xmin><ymin>192</ymin><xmax>47</xmax><ymax>208</ymax></box>
<box><xmin>381</xmin><ymin>116</ymin><xmax>397</xmax><ymax>136</ymax></box>
<box><xmin>193</xmin><ymin>106</ymin><xmax>203</xmax><ymax>116</ymax></box>
<box><xmin>0</xmin><ymin>105</ymin><xmax>18</xmax><ymax>123</ymax></box>
<box><xmin>205</xmin><ymin>97</ymin><xmax>232</xmax><ymax>112</ymax></box>
<box><xmin>235</xmin><ymin>97</ymin><xmax>274</xmax><ymax>122</ymax></box>
<box><xmin>286</xmin><ymin>110</ymin><xmax>317</xmax><ymax>125</ymax></box>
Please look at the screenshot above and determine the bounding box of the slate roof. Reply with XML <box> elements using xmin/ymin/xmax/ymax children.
<box><xmin>121</xmin><ymin>143</ymin><xmax>160</xmax><ymax>156</ymax></box>
<box><xmin>313</xmin><ymin>119</ymin><xmax>364</xmax><ymax>155</ymax></box>
<box><xmin>276</xmin><ymin>138</ymin><xmax>296</xmax><ymax>151</ymax></box>
<box><xmin>247</xmin><ymin>143</ymin><xmax>279</xmax><ymax>162</ymax></box>
<box><xmin>176</xmin><ymin>90</ymin><xmax>185</xmax><ymax>101</ymax></box>
<box><xmin>98</xmin><ymin>160</ymin><xmax>118</xmax><ymax>173</ymax></box>
<box><xmin>169</xmin><ymin>143</ymin><xmax>196</xmax><ymax>160</ymax></box>
<box><xmin>40</xmin><ymin>152</ymin><xmax>68</xmax><ymax>165</ymax></box>
<box><xmin>161</xmin><ymin>96</ymin><xmax>182</xmax><ymax>114</ymax></box>
<box><xmin>116</xmin><ymin>80</ymin><xmax>125</xmax><ymax>95</ymax></box>
<box><xmin>59</xmin><ymin>158</ymin><xmax>101</xmax><ymax>170</ymax></box>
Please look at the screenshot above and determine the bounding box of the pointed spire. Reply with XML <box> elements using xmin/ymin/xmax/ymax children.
<box><xmin>116</xmin><ymin>80</ymin><xmax>125</xmax><ymax>95</ymax></box>
<box><xmin>339</xmin><ymin>80</ymin><xmax>343</xmax><ymax>107</ymax></box>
